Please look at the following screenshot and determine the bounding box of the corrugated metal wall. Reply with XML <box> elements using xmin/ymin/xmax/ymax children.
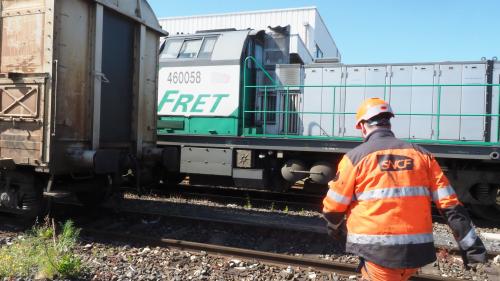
<box><xmin>159</xmin><ymin>7</ymin><xmax>340</xmax><ymax>61</ymax></box>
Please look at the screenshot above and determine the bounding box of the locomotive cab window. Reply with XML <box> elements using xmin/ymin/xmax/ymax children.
<box><xmin>178</xmin><ymin>38</ymin><xmax>203</xmax><ymax>59</ymax></box>
<box><xmin>161</xmin><ymin>39</ymin><xmax>183</xmax><ymax>59</ymax></box>
<box><xmin>198</xmin><ymin>36</ymin><xmax>217</xmax><ymax>59</ymax></box>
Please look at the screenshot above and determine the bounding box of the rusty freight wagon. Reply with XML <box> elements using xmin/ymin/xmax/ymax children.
<box><xmin>0</xmin><ymin>0</ymin><xmax>166</xmax><ymax>215</ymax></box>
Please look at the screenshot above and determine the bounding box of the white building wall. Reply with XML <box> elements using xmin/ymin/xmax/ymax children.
<box><xmin>313</xmin><ymin>10</ymin><xmax>340</xmax><ymax>59</ymax></box>
<box><xmin>158</xmin><ymin>7</ymin><xmax>340</xmax><ymax>62</ymax></box>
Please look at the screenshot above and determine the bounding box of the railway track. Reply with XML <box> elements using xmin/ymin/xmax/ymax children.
<box><xmin>149</xmin><ymin>182</ymin><xmax>324</xmax><ymax>212</ymax></box>
<box><xmin>137</xmin><ymin>183</ymin><xmax>454</xmax><ymax>223</ymax></box>
<box><xmin>3</xmin><ymin>199</ymin><xmax>498</xmax><ymax>280</ymax></box>
<box><xmin>51</xmin><ymin>196</ymin><xmax>500</xmax><ymax>258</ymax></box>
<box><xmin>83</xmin><ymin>228</ymin><xmax>459</xmax><ymax>281</ymax></box>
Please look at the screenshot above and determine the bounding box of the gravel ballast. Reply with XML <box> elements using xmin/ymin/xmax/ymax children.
<box><xmin>1</xmin><ymin>189</ymin><xmax>500</xmax><ymax>280</ymax></box>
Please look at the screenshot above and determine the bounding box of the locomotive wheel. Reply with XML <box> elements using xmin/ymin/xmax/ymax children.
<box><xmin>75</xmin><ymin>175</ymin><xmax>113</xmax><ymax>207</ymax></box>
<box><xmin>163</xmin><ymin>172</ymin><xmax>186</xmax><ymax>186</ymax></box>
<box><xmin>270</xmin><ymin>173</ymin><xmax>292</xmax><ymax>193</ymax></box>
<box><xmin>468</xmin><ymin>184</ymin><xmax>500</xmax><ymax>223</ymax></box>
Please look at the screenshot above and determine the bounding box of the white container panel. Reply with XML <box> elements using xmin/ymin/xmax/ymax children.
<box><xmin>438</xmin><ymin>64</ymin><xmax>462</xmax><ymax>140</ymax></box>
<box><xmin>410</xmin><ymin>65</ymin><xmax>435</xmax><ymax>139</ymax></box>
<box><xmin>460</xmin><ymin>64</ymin><xmax>486</xmax><ymax>141</ymax></box>
<box><xmin>343</xmin><ymin>67</ymin><xmax>366</xmax><ymax>137</ymax></box>
<box><xmin>321</xmin><ymin>67</ymin><xmax>343</xmax><ymax>136</ymax></box>
<box><xmin>302</xmin><ymin>67</ymin><xmax>323</xmax><ymax>136</ymax></box>
<box><xmin>389</xmin><ymin>66</ymin><xmax>412</xmax><ymax>139</ymax></box>
<box><xmin>365</xmin><ymin>66</ymin><xmax>388</xmax><ymax>99</ymax></box>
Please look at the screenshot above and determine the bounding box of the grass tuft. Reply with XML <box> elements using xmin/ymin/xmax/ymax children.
<box><xmin>244</xmin><ymin>195</ymin><xmax>252</xmax><ymax>209</ymax></box>
<box><xmin>0</xmin><ymin>218</ymin><xmax>84</xmax><ymax>279</ymax></box>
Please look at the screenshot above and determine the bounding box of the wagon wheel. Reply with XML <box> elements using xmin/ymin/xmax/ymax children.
<box><xmin>75</xmin><ymin>175</ymin><xmax>113</xmax><ymax>207</ymax></box>
<box><xmin>18</xmin><ymin>178</ymin><xmax>44</xmax><ymax>219</ymax></box>
<box><xmin>468</xmin><ymin>184</ymin><xmax>500</xmax><ymax>223</ymax></box>
<box><xmin>0</xmin><ymin>171</ymin><xmax>46</xmax><ymax>219</ymax></box>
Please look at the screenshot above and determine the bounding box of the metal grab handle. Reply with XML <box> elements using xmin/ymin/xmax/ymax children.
<box><xmin>52</xmin><ymin>60</ymin><xmax>58</xmax><ymax>137</ymax></box>
<box><xmin>94</xmin><ymin>72</ymin><xmax>110</xmax><ymax>83</ymax></box>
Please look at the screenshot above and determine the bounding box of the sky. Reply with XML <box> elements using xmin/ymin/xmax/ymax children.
<box><xmin>148</xmin><ymin>0</ymin><xmax>499</xmax><ymax>64</ymax></box>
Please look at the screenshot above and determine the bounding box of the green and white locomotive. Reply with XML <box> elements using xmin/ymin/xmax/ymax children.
<box><xmin>157</xmin><ymin>28</ymin><xmax>500</xmax><ymax>220</ymax></box>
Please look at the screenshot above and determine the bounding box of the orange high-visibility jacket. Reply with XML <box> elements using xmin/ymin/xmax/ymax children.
<box><xmin>323</xmin><ymin>129</ymin><xmax>486</xmax><ymax>268</ymax></box>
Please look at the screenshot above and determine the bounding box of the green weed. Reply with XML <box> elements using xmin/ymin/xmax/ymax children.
<box><xmin>0</xmin><ymin>219</ymin><xmax>84</xmax><ymax>279</ymax></box>
<box><xmin>244</xmin><ymin>195</ymin><xmax>252</xmax><ymax>209</ymax></box>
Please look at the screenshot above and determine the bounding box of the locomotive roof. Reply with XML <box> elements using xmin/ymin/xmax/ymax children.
<box><xmin>304</xmin><ymin>59</ymin><xmax>495</xmax><ymax>68</ymax></box>
<box><xmin>161</xmin><ymin>29</ymin><xmax>261</xmax><ymax>63</ymax></box>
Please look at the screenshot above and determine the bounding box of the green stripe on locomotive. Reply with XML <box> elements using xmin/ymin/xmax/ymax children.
<box><xmin>158</xmin><ymin>114</ymin><xmax>239</xmax><ymax>135</ymax></box>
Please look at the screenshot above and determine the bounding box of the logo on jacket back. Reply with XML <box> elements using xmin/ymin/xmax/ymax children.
<box><xmin>377</xmin><ymin>155</ymin><xmax>414</xmax><ymax>171</ymax></box>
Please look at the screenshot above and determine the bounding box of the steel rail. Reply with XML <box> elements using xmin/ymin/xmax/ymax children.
<box><xmin>155</xmin><ymin>190</ymin><xmax>320</xmax><ymax>211</ymax></box>
<box><xmin>149</xmin><ymin>183</ymin><xmax>323</xmax><ymax>210</ymax></box>
<box><xmin>83</xmin><ymin>228</ymin><xmax>456</xmax><ymax>281</ymax></box>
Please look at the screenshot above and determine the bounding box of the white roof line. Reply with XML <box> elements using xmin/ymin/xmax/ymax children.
<box><xmin>314</xmin><ymin>9</ymin><xmax>341</xmax><ymax>58</ymax></box>
<box><xmin>159</xmin><ymin>6</ymin><xmax>318</xmax><ymax>20</ymax></box>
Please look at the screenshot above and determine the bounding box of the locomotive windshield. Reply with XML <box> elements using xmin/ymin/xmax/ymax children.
<box><xmin>178</xmin><ymin>39</ymin><xmax>203</xmax><ymax>58</ymax></box>
<box><xmin>161</xmin><ymin>36</ymin><xmax>219</xmax><ymax>60</ymax></box>
<box><xmin>161</xmin><ymin>39</ymin><xmax>183</xmax><ymax>59</ymax></box>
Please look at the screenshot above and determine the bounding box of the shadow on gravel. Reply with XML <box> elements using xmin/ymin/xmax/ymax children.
<box><xmin>48</xmin><ymin>198</ymin><xmax>347</xmax><ymax>258</ymax></box>
<box><xmin>0</xmin><ymin>213</ymin><xmax>36</xmax><ymax>233</ymax></box>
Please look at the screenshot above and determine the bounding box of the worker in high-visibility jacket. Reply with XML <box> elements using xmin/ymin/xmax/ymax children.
<box><xmin>322</xmin><ymin>98</ymin><xmax>487</xmax><ymax>281</ymax></box>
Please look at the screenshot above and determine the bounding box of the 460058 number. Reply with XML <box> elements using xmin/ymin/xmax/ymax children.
<box><xmin>167</xmin><ymin>71</ymin><xmax>201</xmax><ymax>84</ymax></box>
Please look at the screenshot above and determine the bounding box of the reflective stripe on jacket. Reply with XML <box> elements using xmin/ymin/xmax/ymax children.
<box><xmin>323</xmin><ymin>129</ymin><xmax>484</xmax><ymax>268</ymax></box>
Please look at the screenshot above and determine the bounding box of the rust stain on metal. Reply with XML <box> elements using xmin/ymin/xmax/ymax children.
<box><xmin>52</xmin><ymin>0</ymin><xmax>92</xmax><ymax>140</ymax></box>
<box><xmin>1</xmin><ymin>8</ymin><xmax>45</xmax><ymax>73</ymax></box>
<box><xmin>0</xmin><ymin>119</ymin><xmax>44</xmax><ymax>164</ymax></box>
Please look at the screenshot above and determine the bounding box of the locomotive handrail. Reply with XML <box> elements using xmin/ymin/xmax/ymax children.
<box><xmin>243</xmin><ymin>56</ymin><xmax>277</xmax><ymax>85</ymax></box>
<box><xmin>245</xmin><ymin>83</ymin><xmax>500</xmax><ymax>87</ymax></box>
<box><xmin>242</xmin><ymin>58</ymin><xmax>500</xmax><ymax>146</ymax></box>
<box><xmin>242</xmin><ymin>56</ymin><xmax>278</xmax><ymax>133</ymax></box>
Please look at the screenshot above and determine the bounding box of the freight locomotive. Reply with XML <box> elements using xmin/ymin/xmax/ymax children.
<box><xmin>157</xmin><ymin>28</ymin><xmax>500</xmax><ymax>221</ymax></box>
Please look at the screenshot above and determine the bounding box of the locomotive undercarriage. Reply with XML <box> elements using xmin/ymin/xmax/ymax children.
<box><xmin>440</xmin><ymin>160</ymin><xmax>500</xmax><ymax>222</ymax></box>
<box><xmin>158</xmin><ymin>138</ymin><xmax>500</xmax><ymax>223</ymax></box>
<box><xmin>1</xmin><ymin>144</ymin><xmax>499</xmax><ymax>223</ymax></box>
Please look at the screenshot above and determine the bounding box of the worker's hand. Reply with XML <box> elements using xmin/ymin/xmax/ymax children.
<box><xmin>326</xmin><ymin>221</ymin><xmax>347</xmax><ymax>250</ymax></box>
<box><xmin>327</xmin><ymin>225</ymin><xmax>345</xmax><ymax>241</ymax></box>
<box><xmin>323</xmin><ymin>212</ymin><xmax>347</xmax><ymax>250</ymax></box>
